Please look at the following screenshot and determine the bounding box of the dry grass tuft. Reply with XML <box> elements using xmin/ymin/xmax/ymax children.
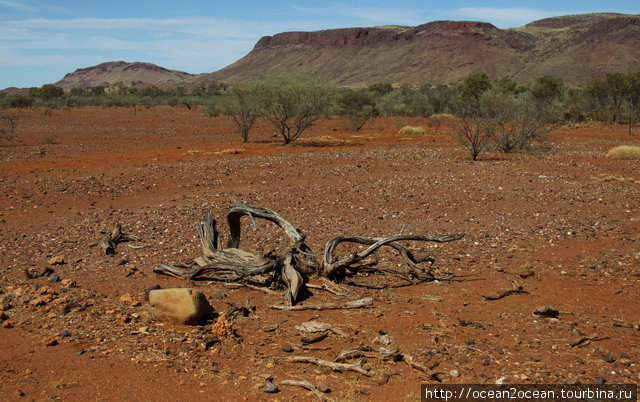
<box><xmin>605</xmin><ymin>145</ymin><xmax>640</xmax><ymax>160</ymax></box>
<box><xmin>398</xmin><ymin>126</ymin><xmax>426</xmax><ymax>136</ymax></box>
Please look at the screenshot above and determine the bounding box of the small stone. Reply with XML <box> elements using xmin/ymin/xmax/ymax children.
<box><xmin>2</xmin><ymin>320</ymin><xmax>13</xmax><ymax>328</ymax></box>
<box><xmin>44</xmin><ymin>337</ymin><xmax>58</xmax><ymax>346</ymax></box>
<box><xmin>281</xmin><ymin>344</ymin><xmax>294</xmax><ymax>353</ymax></box>
<box><xmin>604</xmin><ymin>352</ymin><xmax>616</xmax><ymax>363</ymax></box>
<box><xmin>263</xmin><ymin>379</ymin><xmax>279</xmax><ymax>393</ymax></box>
<box><xmin>61</xmin><ymin>279</ymin><xmax>77</xmax><ymax>288</ymax></box>
<box><xmin>450</xmin><ymin>369</ymin><xmax>460</xmax><ymax>378</ymax></box>
<box><xmin>119</xmin><ymin>293</ymin><xmax>141</xmax><ymax>307</ymax></box>
<box><xmin>533</xmin><ymin>306</ymin><xmax>559</xmax><ymax>318</ymax></box>
<box><xmin>0</xmin><ymin>311</ymin><xmax>8</xmax><ymax>322</ymax></box>
<box><xmin>595</xmin><ymin>377</ymin><xmax>606</xmax><ymax>385</ymax></box>
<box><xmin>48</xmin><ymin>255</ymin><xmax>65</xmax><ymax>265</ymax></box>
<box><xmin>60</xmin><ymin>330</ymin><xmax>71</xmax><ymax>338</ymax></box>
<box><xmin>202</xmin><ymin>336</ymin><xmax>220</xmax><ymax>351</ymax></box>
<box><xmin>619</xmin><ymin>358</ymin><xmax>631</xmax><ymax>365</ymax></box>
<box><xmin>47</xmin><ymin>274</ymin><xmax>60</xmax><ymax>283</ymax></box>
<box><xmin>316</xmin><ymin>381</ymin><xmax>330</xmax><ymax>393</ymax></box>
<box><xmin>14</xmin><ymin>390</ymin><xmax>25</xmax><ymax>398</ymax></box>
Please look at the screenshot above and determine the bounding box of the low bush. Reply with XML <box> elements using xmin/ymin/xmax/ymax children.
<box><xmin>605</xmin><ymin>145</ymin><xmax>640</xmax><ymax>160</ymax></box>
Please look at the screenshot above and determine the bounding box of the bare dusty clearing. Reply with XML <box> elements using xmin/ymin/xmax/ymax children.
<box><xmin>0</xmin><ymin>107</ymin><xmax>639</xmax><ymax>400</ymax></box>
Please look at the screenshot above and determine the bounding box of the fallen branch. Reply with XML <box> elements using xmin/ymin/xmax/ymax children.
<box><xmin>270</xmin><ymin>297</ymin><xmax>373</xmax><ymax>311</ymax></box>
<box><xmin>480</xmin><ymin>280</ymin><xmax>528</xmax><ymax>301</ymax></box>
<box><xmin>402</xmin><ymin>354</ymin><xmax>440</xmax><ymax>381</ymax></box>
<box><xmin>100</xmin><ymin>224</ymin><xmax>141</xmax><ymax>255</ymax></box>
<box><xmin>282</xmin><ymin>356</ymin><xmax>370</xmax><ymax>376</ymax></box>
<box><xmin>279</xmin><ymin>379</ymin><xmax>333</xmax><ymax>402</ymax></box>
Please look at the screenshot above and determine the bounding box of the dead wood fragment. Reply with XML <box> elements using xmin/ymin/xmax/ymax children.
<box><xmin>570</xmin><ymin>335</ymin><xmax>610</xmax><ymax>348</ymax></box>
<box><xmin>295</xmin><ymin>321</ymin><xmax>347</xmax><ymax>337</ymax></box>
<box><xmin>279</xmin><ymin>379</ymin><xmax>333</xmax><ymax>402</ymax></box>
<box><xmin>154</xmin><ymin>203</ymin><xmax>465</xmax><ymax>305</ymax></box>
<box><xmin>613</xmin><ymin>319</ymin><xmax>640</xmax><ymax>331</ymax></box>
<box><xmin>282</xmin><ymin>356</ymin><xmax>370</xmax><ymax>376</ymax></box>
<box><xmin>270</xmin><ymin>297</ymin><xmax>373</xmax><ymax>311</ymax></box>
<box><xmin>481</xmin><ymin>281</ymin><xmax>528</xmax><ymax>301</ymax></box>
<box><xmin>402</xmin><ymin>354</ymin><xmax>441</xmax><ymax>381</ymax></box>
<box><xmin>100</xmin><ymin>224</ymin><xmax>141</xmax><ymax>255</ymax></box>
<box><xmin>301</xmin><ymin>331</ymin><xmax>328</xmax><ymax>344</ymax></box>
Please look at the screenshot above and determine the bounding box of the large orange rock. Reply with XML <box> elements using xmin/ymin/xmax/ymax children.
<box><xmin>149</xmin><ymin>288</ymin><xmax>213</xmax><ymax>325</ymax></box>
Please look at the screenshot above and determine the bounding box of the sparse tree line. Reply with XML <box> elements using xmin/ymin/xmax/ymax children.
<box><xmin>1</xmin><ymin>69</ymin><xmax>639</xmax><ymax>157</ymax></box>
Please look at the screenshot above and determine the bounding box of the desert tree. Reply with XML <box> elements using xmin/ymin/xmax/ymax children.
<box><xmin>220</xmin><ymin>81</ymin><xmax>262</xmax><ymax>142</ymax></box>
<box><xmin>256</xmin><ymin>71</ymin><xmax>337</xmax><ymax>144</ymax></box>
<box><xmin>336</xmin><ymin>89</ymin><xmax>377</xmax><ymax>131</ymax></box>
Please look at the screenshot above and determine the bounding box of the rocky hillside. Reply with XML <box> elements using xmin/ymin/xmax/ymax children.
<box><xmin>53</xmin><ymin>13</ymin><xmax>640</xmax><ymax>89</ymax></box>
<box><xmin>204</xmin><ymin>13</ymin><xmax>640</xmax><ymax>86</ymax></box>
<box><xmin>55</xmin><ymin>61</ymin><xmax>194</xmax><ymax>90</ymax></box>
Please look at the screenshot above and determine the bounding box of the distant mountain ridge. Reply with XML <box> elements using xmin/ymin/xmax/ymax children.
<box><xmin>50</xmin><ymin>12</ymin><xmax>640</xmax><ymax>90</ymax></box>
<box><xmin>55</xmin><ymin>61</ymin><xmax>194</xmax><ymax>89</ymax></box>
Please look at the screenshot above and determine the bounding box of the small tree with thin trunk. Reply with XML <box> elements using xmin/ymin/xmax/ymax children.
<box><xmin>256</xmin><ymin>72</ymin><xmax>336</xmax><ymax>144</ymax></box>
<box><xmin>220</xmin><ymin>82</ymin><xmax>262</xmax><ymax>143</ymax></box>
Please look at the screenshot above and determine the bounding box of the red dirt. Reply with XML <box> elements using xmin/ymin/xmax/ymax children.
<box><xmin>1</xmin><ymin>106</ymin><xmax>639</xmax><ymax>400</ymax></box>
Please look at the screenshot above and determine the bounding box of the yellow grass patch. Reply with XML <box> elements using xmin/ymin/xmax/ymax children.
<box><xmin>605</xmin><ymin>145</ymin><xmax>640</xmax><ymax>160</ymax></box>
<box><xmin>398</xmin><ymin>126</ymin><xmax>426</xmax><ymax>135</ymax></box>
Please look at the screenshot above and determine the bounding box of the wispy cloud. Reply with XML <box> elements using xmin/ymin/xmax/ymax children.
<box><xmin>0</xmin><ymin>0</ymin><xmax>37</xmax><ymax>12</ymax></box>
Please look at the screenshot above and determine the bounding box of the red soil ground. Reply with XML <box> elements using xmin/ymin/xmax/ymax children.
<box><xmin>0</xmin><ymin>106</ymin><xmax>639</xmax><ymax>400</ymax></box>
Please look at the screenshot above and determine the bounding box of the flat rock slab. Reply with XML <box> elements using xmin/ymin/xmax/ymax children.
<box><xmin>149</xmin><ymin>288</ymin><xmax>213</xmax><ymax>325</ymax></box>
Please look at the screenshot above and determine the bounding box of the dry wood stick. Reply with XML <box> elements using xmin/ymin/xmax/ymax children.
<box><xmin>282</xmin><ymin>356</ymin><xmax>370</xmax><ymax>376</ymax></box>
<box><xmin>270</xmin><ymin>297</ymin><xmax>373</xmax><ymax>311</ymax></box>
<box><xmin>279</xmin><ymin>379</ymin><xmax>333</xmax><ymax>402</ymax></box>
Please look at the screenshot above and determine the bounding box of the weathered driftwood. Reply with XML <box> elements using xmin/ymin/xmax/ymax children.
<box><xmin>154</xmin><ymin>203</ymin><xmax>465</xmax><ymax>305</ymax></box>
<box><xmin>279</xmin><ymin>379</ymin><xmax>333</xmax><ymax>401</ymax></box>
<box><xmin>100</xmin><ymin>223</ymin><xmax>141</xmax><ymax>255</ymax></box>
<box><xmin>282</xmin><ymin>356</ymin><xmax>370</xmax><ymax>376</ymax></box>
<box><xmin>270</xmin><ymin>297</ymin><xmax>374</xmax><ymax>311</ymax></box>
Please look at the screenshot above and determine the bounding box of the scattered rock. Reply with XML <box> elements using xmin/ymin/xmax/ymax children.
<box><xmin>281</xmin><ymin>344</ymin><xmax>294</xmax><ymax>353</ymax></box>
<box><xmin>595</xmin><ymin>377</ymin><xmax>606</xmax><ymax>385</ymax></box>
<box><xmin>533</xmin><ymin>306</ymin><xmax>559</xmax><ymax>318</ymax></box>
<box><xmin>450</xmin><ymin>369</ymin><xmax>460</xmax><ymax>378</ymax></box>
<box><xmin>44</xmin><ymin>337</ymin><xmax>59</xmax><ymax>346</ymax></box>
<box><xmin>2</xmin><ymin>320</ymin><xmax>13</xmax><ymax>328</ymax></box>
<box><xmin>48</xmin><ymin>255</ymin><xmax>66</xmax><ymax>265</ymax></box>
<box><xmin>47</xmin><ymin>274</ymin><xmax>60</xmax><ymax>283</ymax></box>
<box><xmin>263</xmin><ymin>379</ymin><xmax>279</xmax><ymax>393</ymax></box>
<box><xmin>0</xmin><ymin>311</ymin><xmax>8</xmax><ymax>322</ymax></box>
<box><xmin>202</xmin><ymin>336</ymin><xmax>220</xmax><ymax>351</ymax></box>
<box><xmin>316</xmin><ymin>381</ymin><xmax>330</xmax><ymax>393</ymax></box>
<box><xmin>61</xmin><ymin>279</ymin><xmax>77</xmax><ymax>288</ymax></box>
<box><xmin>119</xmin><ymin>293</ymin><xmax>141</xmax><ymax>307</ymax></box>
<box><xmin>60</xmin><ymin>330</ymin><xmax>71</xmax><ymax>338</ymax></box>
<box><xmin>149</xmin><ymin>288</ymin><xmax>213</xmax><ymax>325</ymax></box>
<box><xmin>604</xmin><ymin>352</ymin><xmax>615</xmax><ymax>363</ymax></box>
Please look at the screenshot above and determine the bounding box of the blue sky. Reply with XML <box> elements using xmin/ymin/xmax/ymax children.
<box><xmin>1</xmin><ymin>0</ymin><xmax>638</xmax><ymax>88</ymax></box>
